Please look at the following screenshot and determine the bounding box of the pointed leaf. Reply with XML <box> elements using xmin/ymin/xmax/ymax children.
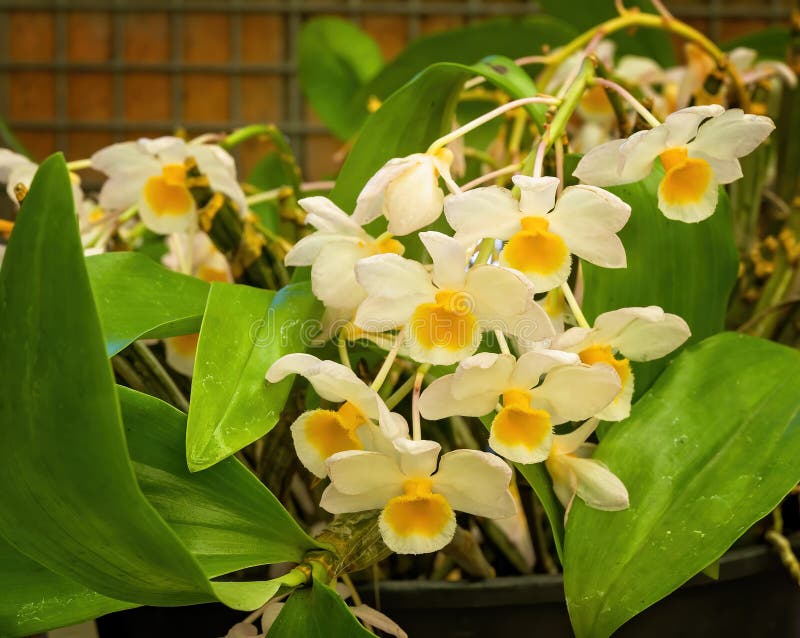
<box><xmin>186</xmin><ymin>281</ymin><xmax>322</xmax><ymax>471</ymax></box>
<box><xmin>564</xmin><ymin>333</ymin><xmax>800</xmax><ymax>638</ymax></box>
<box><xmin>87</xmin><ymin>251</ymin><xmax>209</xmax><ymax>356</ymax></box>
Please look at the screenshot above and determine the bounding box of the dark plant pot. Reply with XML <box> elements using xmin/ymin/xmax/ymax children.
<box><xmin>96</xmin><ymin>540</ymin><xmax>800</xmax><ymax>637</ymax></box>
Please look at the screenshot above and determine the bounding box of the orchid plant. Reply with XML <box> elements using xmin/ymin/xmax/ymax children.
<box><xmin>1</xmin><ymin>2</ymin><xmax>800</xmax><ymax>638</ymax></box>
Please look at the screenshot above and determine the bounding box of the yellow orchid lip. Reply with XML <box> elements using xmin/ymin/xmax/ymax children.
<box><xmin>381</xmin><ymin>478</ymin><xmax>454</xmax><ymax>541</ymax></box>
<box><xmin>409</xmin><ymin>289</ymin><xmax>478</xmax><ymax>353</ymax></box>
<box><xmin>492</xmin><ymin>389</ymin><xmax>553</xmax><ymax>451</ymax></box>
<box><xmin>579</xmin><ymin>343</ymin><xmax>631</xmax><ymax>385</ymax></box>
<box><xmin>658</xmin><ymin>147</ymin><xmax>713</xmax><ymax>205</ymax></box>
<box><xmin>502</xmin><ymin>216</ymin><xmax>569</xmax><ymax>276</ymax></box>
<box><xmin>304</xmin><ymin>401</ymin><xmax>367</xmax><ymax>460</ymax></box>
<box><xmin>143</xmin><ymin>163</ymin><xmax>196</xmax><ymax>218</ymax></box>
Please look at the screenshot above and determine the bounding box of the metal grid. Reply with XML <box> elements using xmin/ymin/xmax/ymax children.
<box><xmin>0</xmin><ymin>0</ymin><xmax>794</xmax><ymax>179</ymax></box>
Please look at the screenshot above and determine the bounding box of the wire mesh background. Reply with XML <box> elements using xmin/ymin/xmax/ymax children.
<box><xmin>0</xmin><ymin>0</ymin><xmax>794</xmax><ymax>181</ymax></box>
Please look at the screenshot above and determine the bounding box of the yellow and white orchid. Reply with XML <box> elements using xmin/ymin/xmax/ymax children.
<box><xmin>321</xmin><ymin>437</ymin><xmax>515</xmax><ymax>554</ymax></box>
<box><xmin>444</xmin><ymin>176</ymin><xmax>630</xmax><ymax>291</ymax></box>
<box><xmin>545</xmin><ymin>417</ymin><xmax>629</xmax><ymax>517</ymax></box>
<box><xmin>419</xmin><ymin>350</ymin><xmax>620</xmax><ymax>464</ymax></box>
<box><xmin>352</xmin><ymin>150</ymin><xmax>455</xmax><ymax>236</ymax></box>
<box><xmin>284</xmin><ymin>196</ymin><xmax>405</xmax><ymax>318</ymax></box>
<box><xmin>353</xmin><ymin>231</ymin><xmax>554</xmax><ymax>365</ymax></box>
<box><xmin>552</xmin><ymin>306</ymin><xmax>691</xmax><ymax>421</ymax></box>
<box><xmin>266</xmin><ymin>353</ymin><xmax>408</xmax><ymax>478</ymax></box>
<box><xmin>0</xmin><ymin>149</ymin><xmax>85</xmax><ymax>208</ymax></box>
<box><xmin>161</xmin><ymin>232</ymin><xmax>233</xmax><ymax>376</ymax></box>
<box><xmin>574</xmin><ymin>105</ymin><xmax>775</xmax><ymax>222</ymax></box>
<box><xmin>91</xmin><ymin>136</ymin><xmax>246</xmax><ymax>235</ymax></box>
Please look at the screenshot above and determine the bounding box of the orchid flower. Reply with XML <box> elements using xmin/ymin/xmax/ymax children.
<box><xmin>444</xmin><ymin>176</ymin><xmax>630</xmax><ymax>291</ymax></box>
<box><xmin>545</xmin><ymin>418</ymin><xmax>629</xmax><ymax>517</ymax></box>
<box><xmin>552</xmin><ymin>306</ymin><xmax>691</xmax><ymax>421</ymax></box>
<box><xmin>91</xmin><ymin>136</ymin><xmax>246</xmax><ymax>234</ymax></box>
<box><xmin>0</xmin><ymin>149</ymin><xmax>85</xmax><ymax>208</ymax></box>
<box><xmin>352</xmin><ymin>150</ymin><xmax>455</xmax><ymax>236</ymax></box>
<box><xmin>266</xmin><ymin>354</ymin><xmax>408</xmax><ymax>478</ymax></box>
<box><xmin>574</xmin><ymin>105</ymin><xmax>775</xmax><ymax>222</ymax></box>
<box><xmin>321</xmin><ymin>437</ymin><xmax>515</xmax><ymax>554</ymax></box>
<box><xmin>284</xmin><ymin>196</ymin><xmax>405</xmax><ymax>318</ymax></box>
<box><xmin>353</xmin><ymin>231</ymin><xmax>554</xmax><ymax>365</ymax></box>
<box><xmin>419</xmin><ymin>351</ymin><xmax>620</xmax><ymax>464</ymax></box>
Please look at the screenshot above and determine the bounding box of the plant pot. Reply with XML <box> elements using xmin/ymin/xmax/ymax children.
<box><xmin>96</xmin><ymin>539</ymin><xmax>800</xmax><ymax>637</ymax></box>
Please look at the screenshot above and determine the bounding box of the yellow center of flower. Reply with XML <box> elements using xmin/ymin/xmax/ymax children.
<box><xmin>409</xmin><ymin>289</ymin><xmax>478</xmax><ymax>352</ymax></box>
<box><xmin>658</xmin><ymin>147</ymin><xmax>713</xmax><ymax>206</ymax></box>
<box><xmin>580</xmin><ymin>84</ymin><xmax>614</xmax><ymax>116</ymax></box>
<box><xmin>371</xmin><ymin>235</ymin><xmax>405</xmax><ymax>256</ymax></box>
<box><xmin>502</xmin><ymin>216</ymin><xmax>569</xmax><ymax>275</ymax></box>
<box><xmin>170</xmin><ymin>332</ymin><xmax>199</xmax><ymax>357</ymax></box>
<box><xmin>579</xmin><ymin>344</ymin><xmax>631</xmax><ymax>385</ymax></box>
<box><xmin>491</xmin><ymin>389</ymin><xmax>553</xmax><ymax>450</ymax></box>
<box><xmin>381</xmin><ymin>478</ymin><xmax>454</xmax><ymax>540</ymax></box>
<box><xmin>304</xmin><ymin>401</ymin><xmax>367</xmax><ymax>460</ymax></box>
<box><xmin>143</xmin><ymin>163</ymin><xmax>195</xmax><ymax>217</ymax></box>
<box><xmin>196</xmin><ymin>264</ymin><xmax>229</xmax><ymax>283</ymax></box>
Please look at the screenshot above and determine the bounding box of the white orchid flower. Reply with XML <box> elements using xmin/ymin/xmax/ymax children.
<box><xmin>266</xmin><ymin>354</ymin><xmax>408</xmax><ymax>478</ymax></box>
<box><xmin>552</xmin><ymin>306</ymin><xmax>690</xmax><ymax>421</ymax></box>
<box><xmin>284</xmin><ymin>196</ymin><xmax>405</xmax><ymax>317</ymax></box>
<box><xmin>352</xmin><ymin>150</ymin><xmax>454</xmax><ymax>236</ymax></box>
<box><xmin>91</xmin><ymin>136</ymin><xmax>246</xmax><ymax>235</ymax></box>
<box><xmin>419</xmin><ymin>351</ymin><xmax>620</xmax><ymax>465</ymax></box>
<box><xmin>321</xmin><ymin>437</ymin><xmax>515</xmax><ymax>554</ymax></box>
<box><xmin>574</xmin><ymin>105</ymin><xmax>775</xmax><ymax>222</ymax></box>
<box><xmin>353</xmin><ymin>231</ymin><xmax>554</xmax><ymax>365</ymax></box>
<box><xmin>162</xmin><ymin>232</ymin><xmax>232</xmax><ymax>376</ymax></box>
<box><xmin>444</xmin><ymin>176</ymin><xmax>630</xmax><ymax>292</ymax></box>
<box><xmin>0</xmin><ymin>149</ymin><xmax>85</xmax><ymax>208</ymax></box>
<box><xmin>545</xmin><ymin>417</ymin><xmax>629</xmax><ymax>517</ymax></box>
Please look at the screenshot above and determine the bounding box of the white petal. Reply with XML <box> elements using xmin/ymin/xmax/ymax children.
<box><xmin>545</xmin><ymin>456</ymin><xmax>578</xmax><ymax>511</ymax></box>
<box><xmin>689</xmin><ymin>108</ymin><xmax>775</xmax><ymax>159</ymax></box>
<box><xmin>466</xmin><ymin>265</ymin><xmax>534</xmax><ymax>322</ymax></box>
<box><xmin>418</xmin><ymin>374</ymin><xmax>499</xmax><ymax>420</ymax></box>
<box><xmin>615</xmin><ymin>55</ymin><xmax>666</xmax><ymax>83</ymax></box>
<box><xmin>311</xmin><ymin>242</ymin><xmax>370</xmax><ymax>311</ymax></box>
<box><xmin>384</xmin><ymin>158</ymin><xmax>444</xmax><ymax>236</ymax></box>
<box><xmin>444</xmin><ymin>186</ymin><xmax>521</xmax><ymax>245</ymax></box>
<box><xmin>353</xmin><ymin>156</ymin><xmax>420</xmax><ymax>227</ymax></box>
<box><xmin>594</xmin><ymin>306</ymin><xmax>691</xmax><ymax>360</ymax></box>
<box><xmin>509</xmin><ymin>349</ymin><xmax>580</xmax><ymax>390</ymax></box>
<box><xmin>378</xmin><ymin>499</ymin><xmax>456</xmax><ymax>555</ymax></box>
<box><xmin>419</xmin><ymin>231</ymin><xmax>468</xmax><ymax>290</ymax></box>
<box><xmin>529</xmin><ymin>363</ymin><xmax>621</xmax><ymax>423</ymax></box>
<box><xmin>191</xmin><ymin>144</ymin><xmax>247</xmax><ymax>214</ymax></box>
<box><xmin>657</xmin><ymin>174</ymin><xmax>719</xmax><ymax>223</ymax></box>
<box><xmin>290</xmin><ymin>410</ymin><xmax>337</xmax><ymax>478</ymax></box>
<box><xmin>551</xmin><ymin>417</ymin><xmax>600</xmax><ymax>456</ymax></box>
<box><xmin>92</xmin><ymin>142</ymin><xmax>161</xmax><ymax>211</ymax></box>
<box><xmin>5</xmin><ymin>163</ymin><xmax>37</xmax><ymax>205</ymax></box>
<box><xmin>662</xmin><ymin>105</ymin><xmax>725</xmax><ymax>147</ymax></box>
<box><xmin>573</xmin><ymin>139</ymin><xmax>629</xmax><ymax>187</ymax></box>
<box><xmin>355</xmin><ymin>295</ymin><xmax>421</xmax><ymax>333</ymax></box>
<box><xmin>512</xmin><ymin>175</ymin><xmax>559</xmax><ymax>216</ymax></box>
<box><xmin>393</xmin><ymin>438</ymin><xmax>441</xmax><ymax>477</ymax></box>
<box><xmin>595</xmin><ymin>369</ymin><xmax>635</xmax><ymax>422</ymax></box>
<box><xmin>265</xmin><ymin>353</ymin><xmax>322</xmax><ymax>382</ymax></box>
<box><xmin>320</xmin><ymin>483</ymin><xmax>402</xmax><ymax>514</ymax></box>
<box><xmin>729</xmin><ymin>47</ymin><xmax>757</xmax><ymax>72</ymax></box>
<box><xmin>299</xmin><ymin>196</ymin><xmax>363</xmax><ymax>235</ymax></box>
<box><xmin>284</xmin><ymin>232</ymin><xmax>361</xmax><ymax>267</ymax></box>
<box><xmin>452</xmin><ymin>352</ymin><xmax>514</xmax><ymax>400</ymax></box>
<box><xmin>164</xmin><ymin>335</ymin><xmax>197</xmax><ymax>377</ymax></box>
<box><xmin>547</xmin><ymin>185</ymin><xmax>630</xmax><ymax>268</ymax></box>
<box><xmin>355</xmin><ymin>253</ymin><xmax>435</xmax><ymax>300</ymax></box>
<box><xmin>562</xmin><ymin>455</ymin><xmax>629</xmax><ymax>511</ymax></box>
<box><xmin>433</xmin><ymin>450</ymin><xmax>515</xmax><ymax>518</ymax></box>
<box><xmin>689</xmin><ymin>151</ymin><xmax>743</xmax><ymax>185</ymax></box>
<box><xmin>326</xmin><ymin>449</ymin><xmax>405</xmax><ymax>495</ymax></box>
<box><xmin>0</xmin><ymin>149</ymin><xmax>35</xmax><ymax>183</ymax></box>
<box><xmin>550</xmin><ymin>326</ymin><xmax>593</xmax><ymax>353</ymax></box>
<box><xmin>617</xmin><ymin>126</ymin><xmax>670</xmax><ymax>182</ymax></box>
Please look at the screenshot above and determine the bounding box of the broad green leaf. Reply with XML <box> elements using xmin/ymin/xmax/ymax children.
<box><xmin>186</xmin><ymin>281</ymin><xmax>322</xmax><ymax>471</ymax></box>
<box><xmin>299</xmin><ymin>17</ymin><xmax>383</xmax><ymax>140</ymax></box>
<box><xmin>123</xmin><ymin>385</ymin><xmax>319</xmax><ymax>574</ymax></box>
<box><xmin>535</xmin><ymin>0</ymin><xmax>676</xmax><ymax>66</ymax></box>
<box><xmin>480</xmin><ymin>414</ymin><xmax>565</xmax><ymax>561</ymax></box>
<box><xmin>564</xmin><ymin>332</ymin><xmax>800</xmax><ymax>638</ymax></box>
<box><xmin>268</xmin><ymin>579</ymin><xmax>374</xmax><ymax>637</ymax></box>
<box><xmin>723</xmin><ymin>26</ymin><xmax>790</xmax><ymax>60</ymax></box>
<box><xmin>0</xmin><ymin>537</ymin><xmax>133</xmax><ymax>638</ymax></box>
<box><xmin>87</xmin><ymin>251</ymin><xmax>209</xmax><ymax>356</ymax></box>
<box><xmin>581</xmin><ymin>162</ymin><xmax>739</xmax><ymax>396</ymax></box>
<box><xmin>361</xmin><ymin>16</ymin><xmax>577</xmax><ymax>115</ymax></box>
<box><xmin>0</xmin><ymin>154</ymin><xmax>302</xmax><ymax>612</ymax></box>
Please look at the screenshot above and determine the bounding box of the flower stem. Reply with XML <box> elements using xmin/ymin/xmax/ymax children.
<box><xmin>427</xmin><ymin>96</ymin><xmax>560</xmax><ymax>154</ymax></box>
<box><xmin>561</xmin><ymin>282</ymin><xmax>590</xmax><ymax>329</ymax></box>
<box><xmin>370</xmin><ymin>330</ymin><xmax>404</xmax><ymax>391</ymax></box>
<box><xmin>592</xmin><ymin>77</ymin><xmax>662</xmax><ymax>127</ymax></box>
<box><xmin>337</xmin><ymin>328</ymin><xmax>352</xmax><ymax>369</ymax></box>
<box><xmin>66</xmin><ymin>158</ymin><xmax>91</xmax><ymax>171</ymax></box>
<box><xmin>411</xmin><ymin>366</ymin><xmax>426</xmax><ymax>441</ymax></box>
<box><xmin>461</xmin><ymin>163</ymin><xmax>521</xmax><ymax>191</ymax></box>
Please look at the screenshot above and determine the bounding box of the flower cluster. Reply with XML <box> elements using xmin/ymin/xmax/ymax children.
<box><xmin>261</xmin><ymin>97</ymin><xmax>774</xmax><ymax>555</ymax></box>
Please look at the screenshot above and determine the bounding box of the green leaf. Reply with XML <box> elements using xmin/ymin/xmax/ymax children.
<box><xmin>564</xmin><ymin>332</ymin><xmax>800</xmax><ymax>638</ymax></box>
<box><xmin>362</xmin><ymin>16</ymin><xmax>577</xmax><ymax>113</ymax></box>
<box><xmin>268</xmin><ymin>579</ymin><xmax>375</xmax><ymax>637</ymax></box>
<box><xmin>581</xmin><ymin>162</ymin><xmax>739</xmax><ymax>396</ymax></box>
<box><xmin>87</xmin><ymin>251</ymin><xmax>209</xmax><ymax>356</ymax></box>
<box><xmin>299</xmin><ymin>17</ymin><xmax>383</xmax><ymax>140</ymax></box>
<box><xmin>186</xmin><ymin>281</ymin><xmax>322</xmax><ymax>471</ymax></box>
<box><xmin>0</xmin><ymin>154</ymin><xmax>303</xmax><ymax>612</ymax></box>
<box><xmin>535</xmin><ymin>0</ymin><xmax>676</xmax><ymax>66</ymax></box>
<box><xmin>723</xmin><ymin>26</ymin><xmax>790</xmax><ymax>60</ymax></box>
<box><xmin>0</xmin><ymin>537</ymin><xmax>133</xmax><ymax>638</ymax></box>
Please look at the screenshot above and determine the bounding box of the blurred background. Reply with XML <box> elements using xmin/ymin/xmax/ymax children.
<box><xmin>0</xmin><ymin>0</ymin><xmax>794</xmax><ymax>182</ymax></box>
